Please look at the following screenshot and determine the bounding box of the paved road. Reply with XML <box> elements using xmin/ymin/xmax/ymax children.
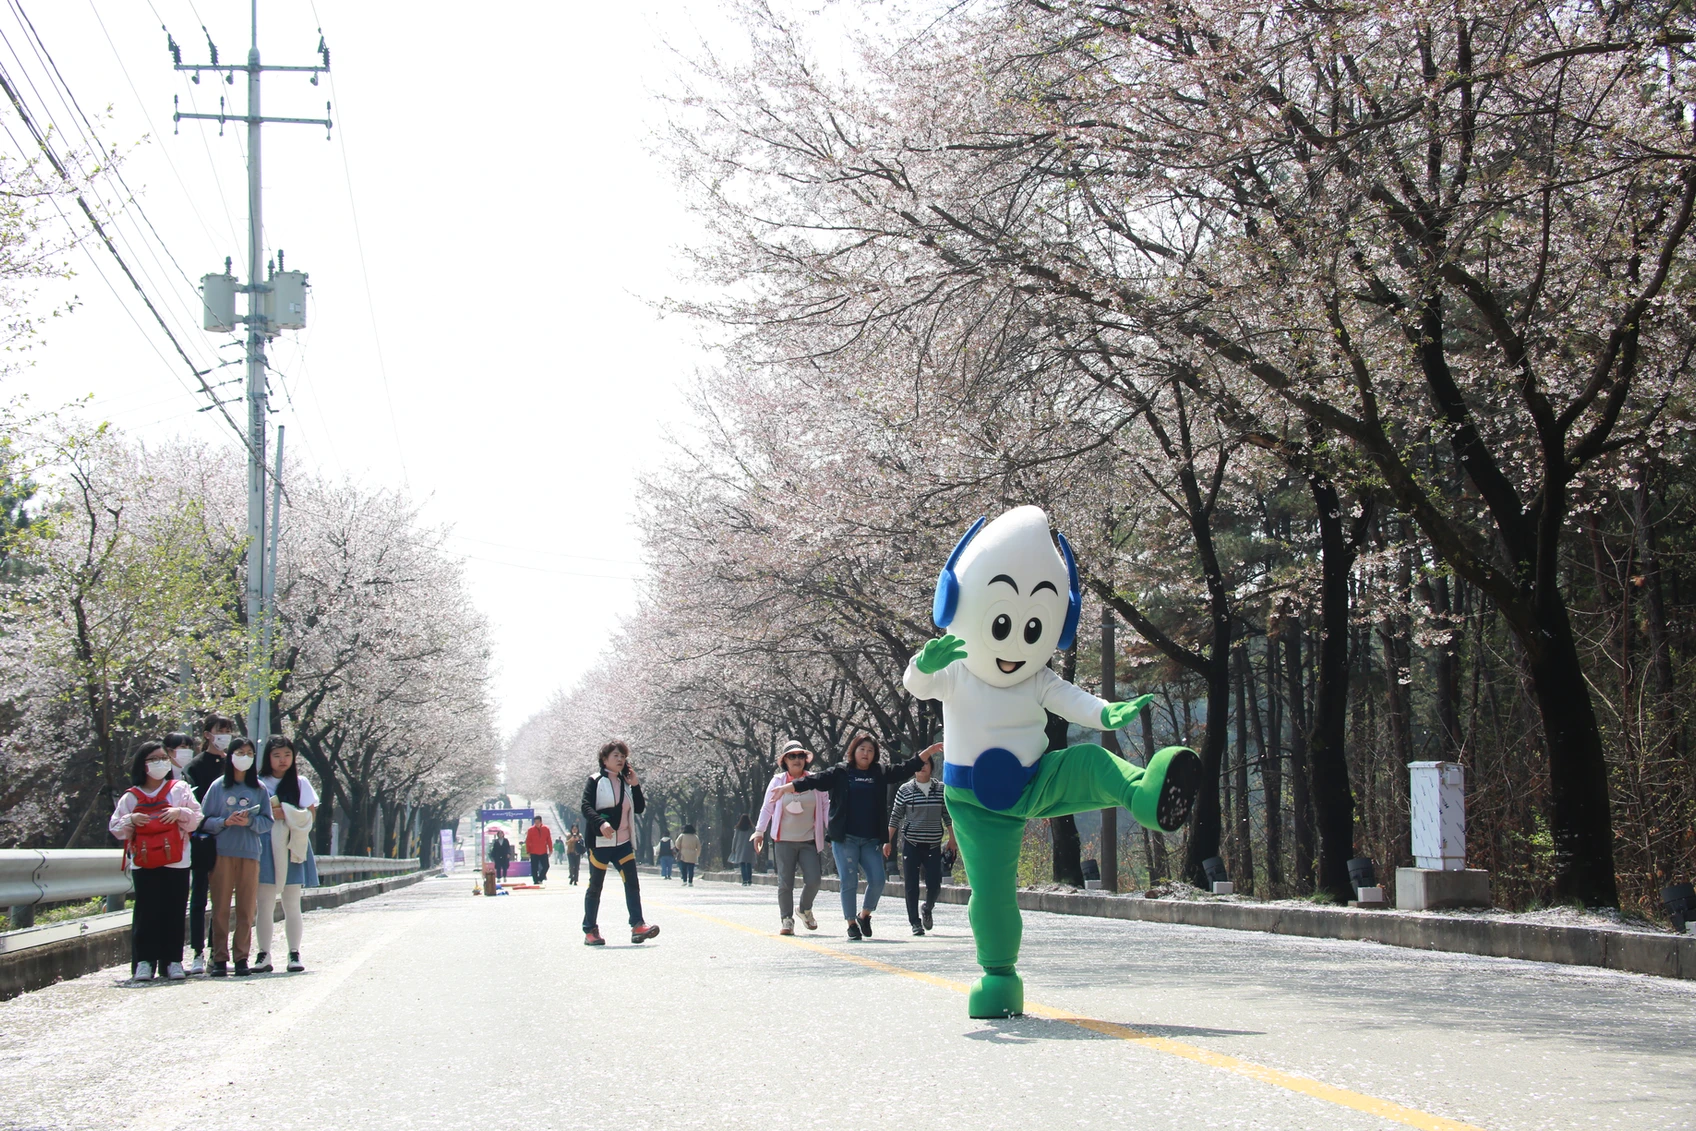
<box><xmin>1</xmin><ymin>873</ymin><xmax>1691</xmax><ymax>1130</ymax></box>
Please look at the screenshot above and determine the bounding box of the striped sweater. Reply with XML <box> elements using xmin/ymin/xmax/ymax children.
<box><xmin>890</xmin><ymin>778</ymin><xmax>951</xmax><ymax>846</ymax></box>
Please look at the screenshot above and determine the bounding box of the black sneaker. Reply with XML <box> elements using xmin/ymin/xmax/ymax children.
<box><xmin>922</xmin><ymin>906</ymin><xmax>934</xmax><ymax>931</ymax></box>
<box><xmin>857</xmin><ymin>912</ymin><xmax>873</xmax><ymax>937</ymax></box>
<box><xmin>846</xmin><ymin>920</ymin><xmax>862</xmax><ymax>941</ymax></box>
<box><xmin>912</xmin><ymin>924</ymin><xmax>926</xmax><ymax>936</ymax></box>
<box><xmin>234</xmin><ymin>959</ymin><xmax>251</xmax><ymax>976</ymax></box>
<box><xmin>209</xmin><ymin>961</ymin><xmax>229</xmax><ymax>978</ymax></box>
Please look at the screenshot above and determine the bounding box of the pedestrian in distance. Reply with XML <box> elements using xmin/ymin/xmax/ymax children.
<box><xmin>109</xmin><ymin>741</ymin><xmax>203</xmax><ymax>982</ymax></box>
<box><xmin>889</xmin><ymin>743</ymin><xmax>955</xmax><ymax>935</ymax></box>
<box><xmin>200</xmin><ymin>737</ymin><xmax>274</xmax><ymax>977</ymax></box>
<box><xmin>553</xmin><ymin>834</ymin><xmax>566</xmax><ymax>865</ymax></box>
<box><xmin>727</xmin><ymin>813</ymin><xmax>756</xmax><ymax>885</ymax></box>
<box><xmin>566</xmin><ymin>827</ymin><xmax>584</xmax><ymax>885</ymax></box>
<box><xmin>184</xmin><ymin>712</ymin><xmax>236</xmax><ymax>975</ymax></box>
<box><xmin>254</xmin><ymin>735</ymin><xmax>318</xmax><ymax>974</ymax></box>
<box><xmin>675</xmin><ymin>825</ymin><xmax>701</xmax><ymax>886</ymax></box>
<box><xmin>779</xmin><ymin>733</ymin><xmax>931</xmax><ymax>940</ymax></box>
<box><xmin>579</xmin><ymin>739</ymin><xmax>660</xmax><ymax>946</ymax></box>
<box><xmin>525</xmin><ymin>815</ymin><xmax>553</xmax><ymax>884</ymax></box>
<box><xmin>657</xmin><ymin>833</ymin><xmax>674</xmax><ymax>880</ymax></box>
<box><xmin>488</xmin><ymin>829</ymin><xmax>514</xmax><ymax>883</ymax></box>
<box><xmin>751</xmin><ymin>741</ymin><xmax>829</xmax><ymax>935</ymax></box>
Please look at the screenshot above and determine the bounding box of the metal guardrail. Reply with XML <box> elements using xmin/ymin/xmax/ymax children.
<box><xmin>0</xmin><ymin>850</ymin><xmax>131</xmax><ymax>907</ymax></box>
<box><xmin>1</xmin><ymin>850</ymin><xmax>423</xmax><ymax>909</ymax></box>
<box><xmin>314</xmin><ymin>855</ymin><xmax>420</xmax><ymax>879</ymax></box>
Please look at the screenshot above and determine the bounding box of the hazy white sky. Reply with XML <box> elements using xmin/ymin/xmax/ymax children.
<box><xmin>7</xmin><ymin>1</ymin><xmax>748</xmax><ymax>733</ymax></box>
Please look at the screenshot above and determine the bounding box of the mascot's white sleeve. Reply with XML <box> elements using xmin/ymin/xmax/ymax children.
<box><xmin>1033</xmin><ymin>667</ymin><xmax>1111</xmax><ymax>731</ymax></box>
<box><xmin>903</xmin><ymin>655</ymin><xmax>956</xmax><ymax>701</ymax></box>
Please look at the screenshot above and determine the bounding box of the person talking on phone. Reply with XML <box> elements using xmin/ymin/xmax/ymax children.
<box><xmin>578</xmin><ymin>740</ymin><xmax>660</xmax><ymax>946</ymax></box>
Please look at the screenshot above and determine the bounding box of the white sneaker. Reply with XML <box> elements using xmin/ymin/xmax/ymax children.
<box><xmin>780</xmin><ymin>917</ymin><xmax>795</xmax><ymax>935</ymax></box>
<box><xmin>132</xmin><ymin>962</ymin><xmax>153</xmax><ymax>982</ymax></box>
<box><xmin>165</xmin><ymin>962</ymin><xmax>185</xmax><ymax>981</ymax></box>
<box><xmin>189</xmin><ymin>952</ymin><xmax>205</xmax><ymax>976</ymax></box>
<box><xmin>800</xmin><ymin>909</ymin><xmax>817</xmax><ymax>931</ymax></box>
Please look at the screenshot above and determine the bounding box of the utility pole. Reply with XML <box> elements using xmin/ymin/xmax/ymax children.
<box><xmin>171</xmin><ymin>5</ymin><xmax>329</xmax><ymax>743</ymax></box>
<box><xmin>1100</xmin><ymin>605</ymin><xmax>1119</xmax><ymax>892</ymax></box>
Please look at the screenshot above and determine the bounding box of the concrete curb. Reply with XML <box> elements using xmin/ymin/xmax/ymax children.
<box><xmin>0</xmin><ymin>867</ymin><xmax>438</xmax><ymax>1001</ymax></box>
<box><xmin>695</xmin><ymin>869</ymin><xmax>1696</xmax><ymax>981</ymax></box>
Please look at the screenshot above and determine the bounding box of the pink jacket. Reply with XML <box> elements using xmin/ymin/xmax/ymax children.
<box><xmin>754</xmin><ymin>771</ymin><xmax>829</xmax><ymax>852</ymax></box>
<box><xmin>108</xmin><ymin>779</ymin><xmax>203</xmax><ymax>870</ymax></box>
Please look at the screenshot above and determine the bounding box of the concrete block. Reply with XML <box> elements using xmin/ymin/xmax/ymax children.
<box><xmin>1396</xmin><ymin>867</ymin><xmax>1490</xmax><ymax>910</ymax></box>
<box><xmin>1211</xmin><ymin>882</ymin><xmax>1235</xmax><ymax>895</ymax></box>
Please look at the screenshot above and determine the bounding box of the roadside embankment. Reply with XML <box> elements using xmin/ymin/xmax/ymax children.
<box><xmin>692</xmin><ymin>868</ymin><xmax>1696</xmax><ymax>981</ymax></box>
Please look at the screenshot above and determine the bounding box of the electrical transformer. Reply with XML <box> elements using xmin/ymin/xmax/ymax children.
<box><xmin>201</xmin><ymin>271</ymin><xmax>237</xmax><ymax>332</ymax></box>
<box><xmin>266</xmin><ymin>270</ymin><xmax>309</xmax><ymax>333</ymax></box>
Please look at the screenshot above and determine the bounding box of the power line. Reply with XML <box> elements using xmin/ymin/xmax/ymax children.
<box><xmin>0</xmin><ymin>55</ymin><xmax>266</xmax><ymax>468</ymax></box>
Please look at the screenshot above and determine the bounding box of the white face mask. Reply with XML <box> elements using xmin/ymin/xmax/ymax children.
<box><xmin>212</xmin><ymin>733</ymin><xmax>232</xmax><ymax>751</ymax></box>
<box><xmin>231</xmin><ymin>754</ymin><xmax>254</xmax><ymax>772</ymax></box>
<box><xmin>145</xmin><ymin>759</ymin><xmax>171</xmax><ymax>780</ymax></box>
<box><xmin>173</xmin><ymin>747</ymin><xmax>193</xmax><ymax>767</ymax></box>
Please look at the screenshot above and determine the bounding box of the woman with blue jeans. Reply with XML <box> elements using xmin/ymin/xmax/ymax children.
<box><xmin>782</xmin><ymin>733</ymin><xmax>929</xmax><ymax>940</ymax></box>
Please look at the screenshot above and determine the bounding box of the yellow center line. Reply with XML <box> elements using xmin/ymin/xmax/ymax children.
<box><xmin>662</xmin><ymin>903</ymin><xmax>1489</xmax><ymax>1131</ymax></box>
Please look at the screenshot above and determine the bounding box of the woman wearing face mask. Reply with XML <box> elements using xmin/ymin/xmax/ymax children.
<box><xmin>199</xmin><ymin>737</ymin><xmax>273</xmax><ymax>977</ymax></box>
<box><xmin>109</xmin><ymin>741</ymin><xmax>203</xmax><ymax>981</ymax></box>
<box><xmin>254</xmin><ymin>734</ymin><xmax>318</xmax><ymax>974</ymax></box>
<box><xmin>752</xmin><ymin>742</ymin><xmax>829</xmax><ymax>935</ymax></box>
<box><xmin>185</xmin><ymin>713</ymin><xmax>236</xmax><ymax>975</ymax></box>
<box><xmin>778</xmin><ymin>734</ymin><xmax>930</xmax><ymax>940</ymax></box>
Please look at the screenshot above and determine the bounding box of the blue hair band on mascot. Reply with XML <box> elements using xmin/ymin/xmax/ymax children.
<box><xmin>931</xmin><ymin>515</ymin><xmax>1082</xmax><ymax>651</ymax></box>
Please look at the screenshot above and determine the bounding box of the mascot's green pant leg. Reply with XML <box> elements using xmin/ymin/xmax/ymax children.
<box><xmin>948</xmin><ymin>743</ymin><xmax>1192</xmax><ymax>1018</ymax></box>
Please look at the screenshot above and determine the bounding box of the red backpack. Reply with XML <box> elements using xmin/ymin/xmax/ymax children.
<box><xmin>125</xmin><ymin>782</ymin><xmax>185</xmax><ymax>869</ymax></box>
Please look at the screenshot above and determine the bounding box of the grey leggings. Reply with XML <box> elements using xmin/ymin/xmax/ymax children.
<box><xmin>773</xmin><ymin>839</ymin><xmax>821</xmax><ymax>920</ymax></box>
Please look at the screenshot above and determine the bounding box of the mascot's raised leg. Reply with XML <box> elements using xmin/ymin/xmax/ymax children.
<box><xmin>948</xmin><ymin>742</ymin><xmax>1201</xmax><ymax>1018</ymax></box>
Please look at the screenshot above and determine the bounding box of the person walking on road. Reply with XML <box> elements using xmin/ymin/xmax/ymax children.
<box><xmin>579</xmin><ymin>740</ymin><xmax>660</xmax><ymax>946</ymax></box>
<box><xmin>184</xmin><ymin>713</ymin><xmax>235</xmax><ymax>975</ymax></box>
<box><xmin>488</xmin><ymin>830</ymin><xmax>514</xmax><ymax>883</ymax></box>
<box><xmin>254</xmin><ymin>735</ymin><xmax>318</xmax><ymax>974</ymax></box>
<box><xmin>525</xmin><ymin>816</ymin><xmax>553</xmax><ymax>884</ymax></box>
<box><xmin>566</xmin><ymin>827</ymin><xmax>584</xmax><ymax>885</ymax></box>
<box><xmin>889</xmin><ymin>744</ymin><xmax>954</xmax><ymax>935</ymax></box>
<box><xmin>553</xmin><ymin>834</ymin><xmax>565</xmax><ymax>865</ymax></box>
<box><xmin>657</xmin><ymin>834</ymin><xmax>674</xmax><ymax>880</ymax></box>
<box><xmin>200</xmin><ymin>738</ymin><xmax>273</xmax><ymax>977</ymax></box>
<box><xmin>675</xmin><ymin>826</ymin><xmax>701</xmax><ymax>886</ymax></box>
<box><xmin>751</xmin><ymin>741</ymin><xmax>829</xmax><ymax>935</ymax></box>
<box><xmin>727</xmin><ymin>814</ymin><xmax>755</xmax><ymax>885</ymax></box>
<box><xmin>780</xmin><ymin>733</ymin><xmax>930</xmax><ymax>940</ymax></box>
<box><xmin>110</xmin><ymin>741</ymin><xmax>202</xmax><ymax>981</ymax></box>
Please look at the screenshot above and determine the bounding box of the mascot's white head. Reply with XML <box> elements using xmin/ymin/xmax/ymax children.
<box><xmin>932</xmin><ymin>506</ymin><xmax>1081</xmax><ymax>689</ymax></box>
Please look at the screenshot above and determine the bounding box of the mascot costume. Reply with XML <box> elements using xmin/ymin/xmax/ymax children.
<box><xmin>904</xmin><ymin>506</ymin><xmax>1203</xmax><ymax>1018</ymax></box>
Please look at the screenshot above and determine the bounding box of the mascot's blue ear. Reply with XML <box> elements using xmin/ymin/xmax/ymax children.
<box><xmin>1055</xmin><ymin>530</ymin><xmax>1082</xmax><ymax>651</ymax></box>
<box><xmin>932</xmin><ymin>516</ymin><xmax>987</xmax><ymax>629</ymax></box>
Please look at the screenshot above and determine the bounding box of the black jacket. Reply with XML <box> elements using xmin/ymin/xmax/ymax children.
<box><xmin>488</xmin><ymin>837</ymin><xmax>514</xmax><ymax>865</ymax></box>
<box><xmin>793</xmin><ymin>756</ymin><xmax>925</xmax><ymax>844</ymax></box>
<box><xmin>580</xmin><ymin>771</ymin><xmax>645</xmax><ymax>843</ymax></box>
<box><xmin>184</xmin><ymin>751</ymin><xmax>225</xmax><ymax>803</ymax></box>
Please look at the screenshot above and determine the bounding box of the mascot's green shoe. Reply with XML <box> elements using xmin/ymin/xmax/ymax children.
<box><xmin>1131</xmin><ymin>745</ymin><xmax>1204</xmax><ymax>833</ymax></box>
<box><xmin>969</xmin><ymin>972</ymin><xmax>1025</xmax><ymax>1018</ymax></box>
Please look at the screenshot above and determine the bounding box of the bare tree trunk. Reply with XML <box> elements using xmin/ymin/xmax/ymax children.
<box><xmin>1232</xmin><ymin>644</ymin><xmax>1255</xmax><ymax>893</ymax></box>
<box><xmin>1285</xmin><ymin>621</ymin><xmax>1315</xmax><ymax>891</ymax></box>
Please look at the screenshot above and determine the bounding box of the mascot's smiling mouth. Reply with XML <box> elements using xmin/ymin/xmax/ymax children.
<box><xmin>996</xmin><ymin>658</ymin><xmax>1025</xmax><ymax>674</ymax></box>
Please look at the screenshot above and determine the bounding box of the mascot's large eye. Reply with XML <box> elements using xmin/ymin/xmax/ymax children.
<box><xmin>992</xmin><ymin>614</ymin><xmax>1012</xmax><ymax>641</ymax></box>
<box><xmin>1024</xmin><ymin>617</ymin><xmax>1043</xmax><ymax>644</ymax></box>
